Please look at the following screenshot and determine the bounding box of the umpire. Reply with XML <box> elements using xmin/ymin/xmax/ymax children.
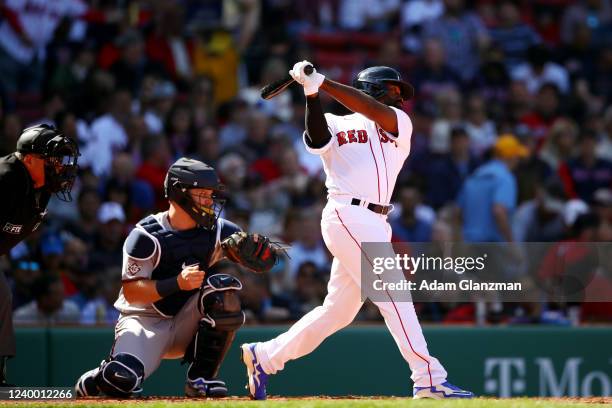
<box><xmin>0</xmin><ymin>124</ymin><xmax>79</xmax><ymax>386</ymax></box>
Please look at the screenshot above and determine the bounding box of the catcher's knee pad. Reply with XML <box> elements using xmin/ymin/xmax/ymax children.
<box><xmin>197</xmin><ymin>274</ymin><xmax>245</xmax><ymax>329</ymax></box>
<box><xmin>96</xmin><ymin>353</ymin><xmax>144</xmax><ymax>398</ymax></box>
<box><xmin>185</xmin><ymin>274</ymin><xmax>245</xmax><ymax>379</ymax></box>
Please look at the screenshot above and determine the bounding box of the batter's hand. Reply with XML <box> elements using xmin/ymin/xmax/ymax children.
<box><xmin>177</xmin><ymin>264</ymin><xmax>205</xmax><ymax>290</ymax></box>
<box><xmin>290</xmin><ymin>60</ymin><xmax>325</xmax><ymax>96</ymax></box>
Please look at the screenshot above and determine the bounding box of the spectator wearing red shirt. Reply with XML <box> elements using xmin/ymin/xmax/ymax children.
<box><xmin>537</xmin><ymin>213</ymin><xmax>612</xmax><ymax>323</ymax></box>
<box><xmin>519</xmin><ymin>83</ymin><xmax>562</xmax><ymax>145</ymax></box>
<box><xmin>250</xmin><ymin>134</ymin><xmax>291</xmax><ymax>184</ymax></box>
<box><xmin>145</xmin><ymin>2</ymin><xmax>193</xmax><ymax>85</ymax></box>
<box><xmin>136</xmin><ymin>135</ymin><xmax>173</xmax><ymax>210</ymax></box>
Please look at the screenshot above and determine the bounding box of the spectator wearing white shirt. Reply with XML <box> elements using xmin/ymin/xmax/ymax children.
<box><xmin>143</xmin><ymin>80</ymin><xmax>177</xmax><ymax>135</ymax></box>
<box><xmin>464</xmin><ymin>94</ymin><xmax>497</xmax><ymax>157</ymax></box>
<box><xmin>339</xmin><ymin>0</ymin><xmax>401</xmax><ymax>31</ymax></box>
<box><xmin>80</xmin><ymin>89</ymin><xmax>131</xmax><ymax>177</ymax></box>
<box><xmin>401</xmin><ymin>0</ymin><xmax>444</xmax><ymax>52</ymax></box>
<box><xmin>0</xmin><ymin>0</ymin><xmax>120</xmax><ymax>93</ymax></box>
<box><xmin>511</xmin><ymin>45</ymin><xmax>570</xmax><ymax>95</ymax></box>
<box><xmin>0</xmin><ymin>0</ymin><xmax>88</xmax><ymax>92</ymax></box>
<box><xmin>285</xmin><ymin>211</ymin><xmax>330</xmax><ymax>291</ymax></box>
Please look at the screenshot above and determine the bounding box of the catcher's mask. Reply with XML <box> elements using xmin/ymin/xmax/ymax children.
<box><xmin>16</xmin><ymin>124</ymin><xmax>80</xmax><ymax>202</ymax></box>
<box><xmin>164</xmin><ymin>157</ymin><xmax>226</xmax><ymax>229</ymax></box>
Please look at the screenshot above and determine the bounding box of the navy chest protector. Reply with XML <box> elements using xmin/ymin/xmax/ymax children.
<box><xmin>139</xmin><ymin>215</ymin><xmax>216</xmax><ymax>317</ymax></box>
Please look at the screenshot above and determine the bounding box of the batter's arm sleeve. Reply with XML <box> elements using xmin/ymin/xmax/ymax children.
<box><xmin>304</xmin><ymin>94</ymin><xmax>332</xmax><ymax>149</ymax></box>
<box><xmin>303</xmin><ymin>113</ymin><xmax>337</xmax><ymax>155</ymax></box>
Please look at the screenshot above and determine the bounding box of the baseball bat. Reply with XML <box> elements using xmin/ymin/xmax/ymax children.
<box><xmin>260</xmin><ymin>64</ymin><xmax>313</xmax><ymax>100</ymax></box>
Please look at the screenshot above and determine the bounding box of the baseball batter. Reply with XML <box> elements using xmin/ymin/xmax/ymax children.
<box><xmin>241</xmin><ymin>61</ymin><xmax>474</xmax><ymax>399</ymax></box>
<box><xmin>74</xmin><ymin>158</ymin><xmax>279</xmax><ymax>398</ymax></box>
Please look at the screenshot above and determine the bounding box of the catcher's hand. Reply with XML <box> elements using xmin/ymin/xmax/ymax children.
<box><xmin>221</xmin><ymin>232</ymin><xmax>282</xmax><ymax>273</ymax></box>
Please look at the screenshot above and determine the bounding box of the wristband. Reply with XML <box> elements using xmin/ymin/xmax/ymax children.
<box><xmin>303</xmin><ymin>72</ymin><xmax>325</xmax><ymax>96</ymax></box>
<box><xmin>155</xmin><ymin>276</ymin><xmax>181</xmax><ymax>297</ymax></box>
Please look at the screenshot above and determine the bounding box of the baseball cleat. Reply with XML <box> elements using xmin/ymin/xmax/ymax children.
<box><xmin>241</xmin><ymin>343</ymin><xmax>268</xmax><ymax>400</ymax></box>
<box><xmin>413</xmin><ymin>381</ymin><xmax>475</xmax><ymax>399</ymax></box>
<box><xmin>75</xmin><ymin>367</ymin><xmax>101</xmax><ymax>397</ymax></box>
<box><xmin>185</xmin><ymin>377</ymin><xmax>228</xmax><ymax>398</ymax></box>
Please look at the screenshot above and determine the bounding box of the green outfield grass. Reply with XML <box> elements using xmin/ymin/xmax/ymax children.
<box><xmin>2</xmin><ymin>398</ymin><xmax>606</xmax><ymax>408</ymax></box>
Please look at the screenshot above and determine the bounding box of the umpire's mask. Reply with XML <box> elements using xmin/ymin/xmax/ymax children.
<box><xmin>16</xmin><ymin>124</ymin><xmax>80</xmax><ymax>201</ymax></box>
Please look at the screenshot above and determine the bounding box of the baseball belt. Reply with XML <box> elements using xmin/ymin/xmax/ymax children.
<box><xmin>350</xmin><ymin>198</ymin><xmax>392</xmax><ymax>215</ymax></box>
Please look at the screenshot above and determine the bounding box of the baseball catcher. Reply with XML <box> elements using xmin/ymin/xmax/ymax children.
<box><xmin>74</xmin><ymin>157</ymin><xmax>280</xmax><ymax>398</ymax></box>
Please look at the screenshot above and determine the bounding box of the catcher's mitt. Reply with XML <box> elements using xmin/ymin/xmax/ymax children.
<box><xmin>221</xmin><ymin>232</ymin><xmax>283</xmax><ymax>273</ymax></box>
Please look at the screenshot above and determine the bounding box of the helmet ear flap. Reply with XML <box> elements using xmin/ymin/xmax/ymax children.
<box><xmin>356</xmin><ymin>81</ymin><xmax>387</xmax><ymax>99</ymax></box>
<box><xmin>368</xmin><ymin>82</ymin><xmax>387</xmax><ymax>99</ymax></box>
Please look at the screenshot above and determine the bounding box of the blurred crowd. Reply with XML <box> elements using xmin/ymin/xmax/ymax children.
<box><xmin>1</xmin><ymin>0</ymin><xmax>612</xmax><ymax>327</ymax></box>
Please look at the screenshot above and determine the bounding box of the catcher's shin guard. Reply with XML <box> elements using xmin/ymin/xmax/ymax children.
<box><xmin>95</xmin><ymin>353</ymin><xmax>144</xmax><ymax>398</ymax></box>
<box><xmin>184</xmin><ymin>274</ymin><xmax>245</xmax><ymax>397</ymax></box>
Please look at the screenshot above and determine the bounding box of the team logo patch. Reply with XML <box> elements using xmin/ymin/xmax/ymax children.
<box><xmin>127</xmin><ymin>262</ymin><xmax>142</xmax><ymax>276</ymax></box>
<box><xmin>3</xmin><ymin>223</ymin><xmax>23</xmax><ymax>234</ymax></box>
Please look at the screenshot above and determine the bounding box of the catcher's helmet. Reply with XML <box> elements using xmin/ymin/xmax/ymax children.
<box><xmin>352</xmin><ymin>66</ymin><xmax>414</xmax><ymax>102</ymax></box>
<box><xmin>17</xmin><ymin>124</ymin><xmax>80</xmax><ymax>201</ymax></box>
<box><xmin>164</xmin><ymin>157</ymin><xmax>225</xmax><ymax>229</ymax></box>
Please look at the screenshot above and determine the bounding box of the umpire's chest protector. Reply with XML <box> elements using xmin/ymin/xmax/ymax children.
<box><xmin>139</xmin><ymin>216</ymin><xmax>216</xmax><ymax>317</ymax></box>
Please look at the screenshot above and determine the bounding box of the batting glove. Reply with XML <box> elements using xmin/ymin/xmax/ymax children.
<box><xmin>289</xmin><ymin>60</ymin><xmax>325</xmax><ymax>96</ymax></box>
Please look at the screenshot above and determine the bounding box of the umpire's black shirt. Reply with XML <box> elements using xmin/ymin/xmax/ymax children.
<box><xmin>0</xmin><ymin>154</ymin><xmax>51</xmax><ymax>256</ymax></box>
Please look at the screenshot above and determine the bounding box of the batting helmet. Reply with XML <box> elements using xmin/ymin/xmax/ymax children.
<box><xmin>16</xmin><ymin>124</ymin><xmax>80</xmax><ymax>201</ymax></box>
<box><xmin>164</xmin><ymin>157</ymin><xmax>225</xmax><ymax>229</ymax></box>
<box><xmin>352</xmin><ymin>66</ymin><xmax>414</xmax><ymax>101</ymax></box>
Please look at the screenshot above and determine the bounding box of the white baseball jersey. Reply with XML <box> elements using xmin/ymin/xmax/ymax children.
<box><xmin>0</xmin><ymin>0</ymin><xmax>87</xmax><ymax>63</ymax></box>
<box><xmin>256</xmin><ymin>105</ymin><xmax>449</xmax><ymax>388</ymax></box>
<box><xmin>303</xmin><ymin>107</ymin><xmax>412</xmax><ymax>205</ymax></box>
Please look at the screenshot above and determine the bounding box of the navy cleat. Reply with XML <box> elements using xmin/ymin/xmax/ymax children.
<box><xmin>240</xmin><ymin>343</ymin><xmax>268</xmax><ymax>400</ymax></box>
<box><xmin>185</xmin><ymin>376</ymin><xmax>228</xmax><ymax>398</ymax></box>
<box><xmin>75</xmin><ymin>367</ymin><xmax>101</xmax><ymax>397</ymax></box>
<box><xmin>413</xmin><ymin>381</ymin><xmax>475</xmax><ymax>399</ymax></box>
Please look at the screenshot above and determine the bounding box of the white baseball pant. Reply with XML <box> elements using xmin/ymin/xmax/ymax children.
<box><xmin>254</xmin><ymin>197</ymin><xmax>448</xmax><ymax>387</ymax></box>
